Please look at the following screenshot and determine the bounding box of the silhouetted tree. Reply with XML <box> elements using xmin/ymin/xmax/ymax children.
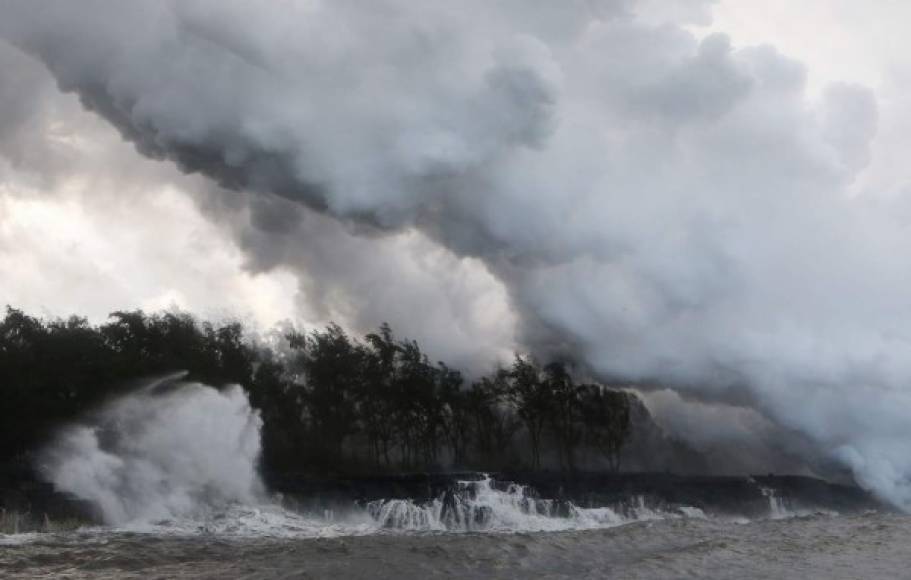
<box><xmin>465</xmin><ymin>376</ymin><xmax>519</xmax><ymax>469</ymax></box>
<box><xmin>439</xmin><ymin>363</ymin><xmax>470</xmax><ymax>467</ymax></box>
<box><xmin>287</xmin><ymin>324</ymin><xmax>362</xmax><ymax>466</ymax></box>
<box><xmin>0</xmin><ymin>306</ymin><xmax>635</xmax><ymax>475</ymax></box>
<box><xmin>578</xmin><ymin>384</ymin><xmax>632</xmax><ymax>472</ymax></box>
<box><xmin>361</xmin><ymin>323</ymin><xmax>399</xmax><ymax>467</ymax></box>
<box><xmin>504</xmin><ymin>356</ymin><xmax>550</xmax><ymax>469</ymax></box>
<box><xmin>544</xmin><ymin>362</ymin><xmax>584</xmax><ymax>472</ymax></box>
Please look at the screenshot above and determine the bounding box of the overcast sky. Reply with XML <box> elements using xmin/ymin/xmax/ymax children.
<box><xmin>4</xmin><ymin>0</ymin><xmax>909</xmax><ymax>333</ymax></box>
<box><xmin>5</xmin><ymin>1</ymin><xmax>911</xmax><ymax>504</ymax></box>
<box><xmin>2</xmin><ymin>0</ymin><xmax>907</xmax><ymax>368</ymax></box>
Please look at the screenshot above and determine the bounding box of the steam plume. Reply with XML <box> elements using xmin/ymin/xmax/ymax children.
<box><xmin>6</xmin><ymin>1</ymin><xmax>911</xmax><ymax>507</ymax></box>
<box><xmin>41</xmin><ymin>378</ymin><xmax>263</xmax><ymax>525</ymax></box>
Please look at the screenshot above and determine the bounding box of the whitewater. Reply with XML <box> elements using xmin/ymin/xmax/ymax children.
<box><xmin>2</xmin><ymin>381</ymin><xmax>908</xmax><ymax>579</ymax></box>
<box><xmin>6</xmin><ymin>514</ymin><xmax>911</xmax><ymax>579</ymax></box>
<box><xmin>28</xmin><ymin>379</ymin><xmax>806</xmax><ymax>538</ymax></box>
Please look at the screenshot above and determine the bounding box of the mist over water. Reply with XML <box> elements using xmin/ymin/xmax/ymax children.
<box><xmin>39</xmin><ymin>377</ymin><xmax>265</xmax><ymax>526</ymax></box>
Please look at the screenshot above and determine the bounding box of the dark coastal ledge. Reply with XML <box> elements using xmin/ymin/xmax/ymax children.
<box><xmin>265</xmin><ymin>470</ymin><xmax>889</xmax><ymax>519</ymax></box>
<box><xmin>0</xmin><ymin>463</ymin><xmax>889</xmax><ymax>530</ymax></box>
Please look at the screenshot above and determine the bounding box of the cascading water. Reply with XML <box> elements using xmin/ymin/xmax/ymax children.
<box><xmin>743</xmin><ymin>477</ymin><xmax>801</xmax><ymax>520</ymax></box>
<box><xmin>759</xmin><ymin>487</ymin><xmax>791</xmax><ymax>520</ymax></box>
<box><xmin>364</xmin><ymin>476</ymin><xmax>699</xmax><ymax>533</ymax></box>
<box><xmin>35</xmin><ymin>379</ymin><xmax>783</xmax><ymax>538</ymax></box>
<box><xmin>35</xmin><ymin>377</ymin><xmax>372</xmax><ymax>537</ymax></box>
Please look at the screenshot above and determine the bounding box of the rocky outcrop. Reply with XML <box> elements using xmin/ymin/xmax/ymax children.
<box><xmin>267</xmin><ymin>471</ymin><xmax>887</xmax><ymax>519</ymax></box>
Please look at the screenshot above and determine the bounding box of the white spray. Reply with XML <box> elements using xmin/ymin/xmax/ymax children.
<box><xmin>39</xmin><ymin>377</ymin><xmax>264</xmax><ymax>525</ymax></box>
<box><xmin>39</xmin><ymin>380</ymin><xmax>702</xmax><ymax>536</ymax></box>
<box><xmin>365</xmin><ymin>476</ymin><xmax>683</xmax><ymax>533</ymax></box>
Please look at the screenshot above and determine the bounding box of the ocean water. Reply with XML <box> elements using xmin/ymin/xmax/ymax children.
<box><xmin>6</xmin><ymin>382</ymin><xmax>901</xmax><ymax>578</ymax></box>
<box><xmin>2</xmin><ymin>512</ymin><xmax>908</xmax><ymax>579</ymax></box>
<box><xmin>0</xmin><ymin>477</ymin><xmax>901</xmax><ymax>579</ymax></box>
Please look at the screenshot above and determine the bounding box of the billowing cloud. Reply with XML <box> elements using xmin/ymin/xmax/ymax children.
<box><xmin>5</xmin><ymin>0</ymin><xmax>911</xmax><ymax>507</ymax></box>
<box><xmin>0</xmin><ymin>33</ymin><xmax>515</xmax><ymax>369</ymax></box>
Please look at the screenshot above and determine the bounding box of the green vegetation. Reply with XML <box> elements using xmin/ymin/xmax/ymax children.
<box><xmin>0</xmin><ymin>307</ymin><xmax>632</xmax><ymax>475</ymax></box>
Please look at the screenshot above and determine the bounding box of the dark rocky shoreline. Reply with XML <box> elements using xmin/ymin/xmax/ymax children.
<box><xmin>1</xmin><ymin>462</ymin><xmax>888</xmax><ymax>531</ymax></box>
<box><xmin>266</xmin><ymin>470</ymin><xmax>886</xmax><ymax>519</ymax></box>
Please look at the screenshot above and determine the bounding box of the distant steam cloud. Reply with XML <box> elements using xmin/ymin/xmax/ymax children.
<box><xmin>6</xmin><ymin>0</ymin><xmax>911</xmax><ymax>507</ymax></box>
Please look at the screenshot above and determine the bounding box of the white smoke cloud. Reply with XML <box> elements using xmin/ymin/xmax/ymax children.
<box><xmin>223</xmin><ymin>196</ymin><xmax>519</xmax><ymax>371</ymax></box>
<box><xmin>0</xmin><ymin>36</ymin><xmax>514</xmax><ymax>368</ymax></box>
<box><xmin>5</xmin><ymin>0</ymin><xmax>911</xmax><ymax>507</ymax></box>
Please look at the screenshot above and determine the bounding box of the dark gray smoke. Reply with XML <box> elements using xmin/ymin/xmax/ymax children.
<box><xmin>5</xmin><ymin>1</ymin><xmax>911</xmax><ymax>507</ymax></box>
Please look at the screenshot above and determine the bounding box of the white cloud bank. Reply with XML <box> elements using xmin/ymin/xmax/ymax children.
<box><xmin>4</xmin><ymin>0</ymin><xmax>911</xmax><ymax>506</ymax></box>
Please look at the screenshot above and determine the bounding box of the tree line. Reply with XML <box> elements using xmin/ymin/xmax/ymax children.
<box><xmin>0</xmin><ymin>307</ymin><xmax>633</xmax><ymax>475</ymax></box>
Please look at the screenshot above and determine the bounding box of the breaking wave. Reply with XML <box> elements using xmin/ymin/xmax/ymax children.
<box><xmin>363</xmin><ymin>476</ymin><xmax>683</xmax><ymax>534</ymax></box>
<box><xmin>38</xmin><ymin>376</ymin><xmax>265</xmax><ymax>526</ymax></box>
<box><xmin>108</xmin><ymin>476</ymin><xmax>705</xmax><ymax>539</ymax></box>
<box><xmin>35</xmin><ymin>380</ymin><xmax>813</xmax><ymax>539</ymax></box>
